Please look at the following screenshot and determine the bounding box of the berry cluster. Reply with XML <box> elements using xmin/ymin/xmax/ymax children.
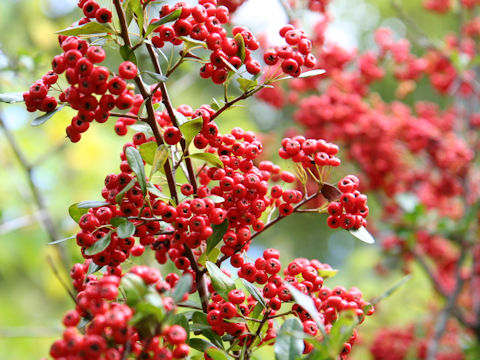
<box><xmin>206</xmin><ymin>250</ymin><xmax>374</xmax><ymax>356</ymax></box>
<box><xmin>327</xmin><ymin>175</ymin><xmax>368</xmax><ymax>230</ymax></box>
<box><xmin>150</xmin><ymin>0</ymin><xmax>262</xmax><ymax>84</ymax></box>
<box><xmin>279</xmin><ymin>136</ymin><xmax>341</xmax><ymax>168</ymax></box>
<box><xmin>263</xmin><ymin>24</ymin><xmax>317</xmax><ymax>77</ymax></box>
<box><xmin>50</xmin><ymin>262</ymin><xmax>190</xmax><ymax>359</ymax></box>
<box><xmin>77</xmin><ymin>0</ymin><xmax>113</xmax><ymax>24</ymax></box>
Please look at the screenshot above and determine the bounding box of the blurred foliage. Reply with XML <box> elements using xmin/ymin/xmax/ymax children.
<box><xmin>0</xmin><ymin>0</ymin><xmax>450</xmax><ymax>359</ymax></box>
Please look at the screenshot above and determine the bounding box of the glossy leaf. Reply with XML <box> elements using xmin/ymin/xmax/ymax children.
<box><xmin>234</xmin><ymin>33</ymin><xmax>246</xmax><ymax>62</ymax></box>
<box><xmin>174</xmin><ymin>313</ymin><xmax>190</xmax><ymax>341</ymax></box>
<box><xmin>321</xmin><ymin>183</ymin><xmax>341</xmax><ymax>202</ymax></box>
<box><xmin>278</xmin><ymin>69</ymin><xmax>326</xmax><ymax>81</ymax></box>
<box><xmin>0</xmin><ymin>92</ymin><xmax>24</xmax><ymax>103</ymax></box>
<box><xmin>237</xmin><ymin>78</ymin><xmax>257</xmax><ymax>93</ymax></box>
<box><xmin>150</xmin><ymin>144</ymin><xmax>168</xmax><ymax>178</ymax></box>
<box><xmin>68</xmin><ymin>203</ymin><xmax>88</xmax><ymax>223</ymax></box>
<box><xmin>31</xmin><ymin>105</ymin><xmax>65</xmax><ymax>127</ymax></box>
<box><xmin>48</xmin><ymin>235</ymin><xmax>75</xmax><ymax>245</ymax></box>
<box><xmin>144</xmin><ymin>70</ymin><xmax>168</xmax><ymax>83</ymax></box>
<box><xmin>138</xmin><ymin>141</ymin><xmax>157</xmax><ymax>165</ymax></box>
<box><xmin>117</xmin><ymin>220</ymin><xmax>135</xmax><ymax>239</ymax></box>
<box><xmin>126</xmin><ymin>146</ymin><xmax>147</xmax><ymax>195</ymax></box>
<box><xmin>241</xmin><ymin>279</ymin><xmax>267</xmax><ymax>308</ymax></box>
<box><xmin>204</xmin><ymin>195</ymin><xmax>225</xmax><ymax>204</ymax></box>
<box><xmin>146</xmin><ymin>8</ymin><xmax>182</xmax><ymax>37</ymax></box>
<box><xmin>56</xmin><ymin>22</ymin><xmax>114</xmax><ymax>36</ymax></box>
<box><xmin>317</xmin><ymin>268</ymin><xmax>338</xmax><ymax>279</ymax></box>
<box><xmin>206</xmin><ymin>348</ymin><xmax>228</xmax><ymax>360</ymax></box>
<box><xmin>127</xmin><ymin>0</ymin><xmax>144</xmax><ymax>31</ymax></box>
<box><xmin>188</xmin><ymin>152</ymin><xmax>224</xmax><ymax>168</ymax></box>
<box><xmin>120</xmin><ymin>45</ymin><xmax>137</xmax><ymax>65</ymax></box>
<box><xmin>189</xmin><ymin>338</ymin><xmax>215</xmax><ymax>352</ymax></box>
<box><xmin>84</xmin><ymin>232</ymin><xmax>112</xmax><ymax>256</ymax></box>
<box><xmin>274</xmin><ymin>318</ymin><xmax>304</xmax><ymax>360</ymax></box>
<box><xmin>179</xmin><ymin>117</ymin><xmax>203</xmax><ymax>145</ymax></box>
<box><xmin>172</xmin><ymin>273</ymin><xmax>193</xmax><ymax>303</ymax></box>
<box><xmin>146</xmin><ymin>183</ymin><xmax>173</xmax><ymax>203</ymax></box>
<box><xmin>349</xmin><ymin>226</ymin><xmax>375</xmax><ymax>244</ymax></box>
<box><xmin>206</xmin><ymin>261</ymin><xmax>235</xmax><ymax>300</ymax></box>
<box><xmin>206</xmin><ymin>220</ymin><xmax>228</xmax><ymax>254</ymax></box>
<box><xmin>115</xmin><ymin>178</ymin><xmax>136</xmax><ymax>204</ymax></box>
<box><xmin>121</xmin><ymin>273</ymin><xmax>148</xmax><ymax>307</ymax></box>
<box><xmin>87</xmin><ymin>261</ymin><xmax>103</xmax><ymax>275</ymax></box>
<box><xmin>285</xmin><ymin>282</ymin><xmax>324</xmax><ymax>330</ymax></box>
<box><xmin>77</xmin><ymin>200</ymin><xmax>110</xmax><ymax>209</ymax></box>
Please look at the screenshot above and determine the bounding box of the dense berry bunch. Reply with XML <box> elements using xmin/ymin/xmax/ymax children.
<box><xmin>279</xmin><ymin>136</ymin><xmax>340</xmax><ymax>168</ymax></box>
<box><xmin>77</xmin><ymin>0</ymin><xmax>113</xmax><ymax>24</ymax></box>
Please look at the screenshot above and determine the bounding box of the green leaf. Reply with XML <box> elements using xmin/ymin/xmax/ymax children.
<box><xmin>188</xmin><ymin>152</ymin><xmax>224</xmax><ymax>168</ymax></box>
<box><xmin>173</xmin><ymin>313</ymin><xmax>190</xmax><ymax>341</ymax></box>
<box><xmin>138</xmin><ymin>141</ymin><xmax>157</xmax><ymax>165</ymax></box>
<box><xmin>120</xmin><ymin>45</ymin><xmax>137</xmax><ymax>65</ymax></box>
<box><xmin>127</xmin><ymin>0</ymin><xmax>144</xmax><ymax>32</ymax></box>
<box><xmin>204</xmin><ymin>195</ymin><xmax>225</xmax><ymax>204</ymax></box>
<box><xmin>284</xmin><ymin>283</ymin><xmax>324</xmax><ymax>330</ymax></box>
<box><xmin>317</xmin><ymin>268</ymin><xmax>338</xmax><ymax>279</ymax></box>
<box><xmin>56</xmin><ymin>21</ymin><xmax>115</xmax><ymax>36</ymax></box>
<box><xmin>110</xmin><ymin>216</ymin><xmax>127</xmax><ymax>227</ymax></box>
<box><xmin>278</xmin><ymin>69</ymin><xmax>326</xmax><ymax>81</ymax></box>
<box><xmin>146</xmin><ymin>183</ymin><xmax>173</xmax><ymax>203</ymax></box>
<box><xmin>126</xmin><ymin>146</ymin><xmax>147</xmax><ymax>195</ymax></box>
<box><xmin>144</xmin><ymin>70</ymin><xmax>168</xmax><ymax>83</ymax></box>
<box><xmin>115</xmin><ymin>178</ymin><xmax>137</xmax><ymax>204</ymax></box>
<box><xmin>237</xmin><ymin>78</ymin><xmax>257</xmax><ymax>93</ymax></box>
<box><xmin>121</xmin><ymin>273</ymin><xmax>147</xmax><ymax>306</ymax></box>
<box><xmin>77</xmin><ymin>200</ymin><xmax>110</xmax><ymax>209</ymax></box>
<box><xmin>181</xmin><ymin>37</ymin><xmax>207</xmax><ymax>50</ymax></box>
<box><xmin>0</xmin><ymin>92</ymin><xmax>24</xmax><ymax>103</ymax></box>
<box><xmin>322</xmin><ymin>312</ymin><xmax>358</xmax><ymax>358</ymax></box>
<box><xmin>68</xmin><ymin>203</ymin><xmax>88</xmax><ymax>223</ymax></box>
<box><xmin>370</xmin><ymin>275</ymin><xmax>411</xmax><ymax>305</ymax></box>
<box><xmin>349</xmin><ymin>226</ymin><xmax>375</xmax><ymax>244</ymax></box>
<box><xmin>87</xmin><ymin>261</ymin><xmax>103</xmax><ymax>275</ymax></box>
<box><xmin>172</xmin><ymin>109</ymin><xmax>189</xmax><ymax>126</ymax></box>
<box><xmin>84</xmin><ymin>232</ymin><xmax>112</xmax><ymax>256</ymax></box>
<box><xmin>206</xmin><ymin>220</ymin><xmax>228</xmax><ymax>254</ymax></box>
<box><xmin>205</xmin><ymin>261</ymin><xmax>235</xmax><ymax>301</ymax></box>
<box><xmin>150</xmin><ymin>144</ymin><xmax>169</xmax><ymax>178</ymax></box>
<box><xmin>206</xmin><ymin>348</ymin><xmax>228</xmax><ymax>360</ymax></box>
<box><xmin>130</xmin><ymin>124</ymin><xmax>153</xmax><ymax>137</ymax></box>
<box><xmin>179</xmin><ymin>117</ymin><xmax>203</xmax><ymax>146</ymax></box>
<box><xmin>146</xmin><ymin>8</ymin><xmax>182</xmax><ymax>37</ymax></box>
<box><xmin>189</xmin><ymin>338</ymin><xmax>216</xmax><ymax>352</ymax></box>
<box><xmin>172</xmin><ymin>273</ymin><xmax>192</xmax><ymax>303</ymax></box>
<box><xmin>241</xmin><ymin>279</ymin><xmax>267</xmax><ymax>308</ymax></box>
<box><xmin>274</xmin><ymin>318</ymin><xmax>305</xmax><ymax>360</ymax></box>
<box><xmin>31</xmin><ymin>105</ymin><xmax>65</xmax><ymax>127</ymax></box>
<box><xmin>117</xmin><ymin>220</ymin><xmax>136</xmax><ymax>239</ymax></box>
<box><xmin>48</xmin><ymin>235</ymin><xmax>75</xmax><ymax>245</ymax></box>
<box><xmin>234</xmin><ymin>33</ymin><xmax>246</xmax><ymax>62</ymax></box>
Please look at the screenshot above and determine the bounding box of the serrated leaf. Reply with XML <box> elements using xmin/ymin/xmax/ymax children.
<box><xmin>206</xmin><ymin>348</ymin><xmax>228</xmax><ymax>360</ymax></box>
<box><xmin>0</xmin><ymin>92</ymin><xmax>24</xmax><ymax>103</ymax></box>
<box><xmin>144</xmin><ymin>70</ymin><xmax>168</xmax><ymax>83</ymax></box>
<box><xmin>179</xmin><ymin>117</ymin><xmax>203</xmax><ymax>146</ymax></box>
<box><xmin>150</xmin><ymin>144</ymin><xmax>169</xmax><ymax>178</ymax></box>
<box><xmin>115</xmin><ymin>178</ymin><xmax>137</xmax><ymax>204</ymax></box>
<box><xmin>274</xmin><ymin>318</ymin><xmax>304</xmax><ymax>360</ymax></box>
<box><xmin>321</xmin><ymin>183</ymin><xmax>341</xmax><ymax>202</ymax></box>
<box><xmin>234</xmin><ymin>33</ymin><xmax>246</xmax><ymax>62</ymax></box>
<box><xmin>84</xmin><ymin>232</ymin><xmax>112</xmax><ymax>256</ymax></box>
<box><xmin>206</xmin><ymin>261</ymin><xmax>235</xmax><ymax>301</ymax></box>
<box><xmin>48</xmin><ymin>235</ymin><xmax>75</xmax><ymax>245</ymax></box>
<box><xmin>237</xmin><ymin>78</ymin><xmax>257</xmax><ymax>93</ymax></box>
<box><xmin>188</xmin><ymin>152</ymin><xmax>224</xmax><ymax>168</ymax></box>
<box><xmin>285</xmin><ymin>282</ymin><xmax>324</xmax><ymax>330</ymax></box>
<box><xmin>206</xmin><ymin>220</ymin><xmax>228</xmax><ymax>254</ymax></box>
<box><xmin>120</xmin><ymin>45</ymin><xmax>137</xmax><ymax>65</ymax></box>
<box><xmin>68</xmin><ymin>203</ymin><xmax>88</xmax><ymax>223</ymax></box>
<box><xmin>349</xmin><ymin>226</ymin><xmax>375</xmax><ymax>244</ymax></box>
<box><xmin>370</xmin><ymin>275</ymin><xmax>411</xmax><ymax>305</ymax></box>
<box><xmin>77</xmin><ymin>200</ymin><xmax>110</xmax><ymax>209</ymax></box>
<box><xmin>56</xmin><ymin>22</ymin><xmax>115</xmax><ymax>36</ymax></box>
<box><xmin>31</xmin><ymin>105</ymin><xmax>65</xmax><ymax>127</ymax></box>
<box><xmin>146</xmin><ymin>8</ymin><xmax>182</xmax><ymax>37</ymax></box>
<box><xmin>138</xmin><ymin>141</ymin><xmax>157</xmax><ymax>165</ymax></box>
<box><xmin>117</xmin><ymin>220</ymin><xmax>136</xmax><ymax>238</ymax></box>
<box><xmin>172</xmin><ymin>273</ymin><xmax>192</xmax><ymax>303</ymax></box>
<box><xmin>126</xmin><ymin>146</ymin><xmax>147</xmax><ymax>195</ymax></box>
<box><xmin>241</xmin><ymin>279</ymin><xmax>267</xmax><ymax>308</ymax></box>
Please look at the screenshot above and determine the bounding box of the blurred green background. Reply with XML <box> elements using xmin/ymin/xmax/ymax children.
<box><xmin>0</xmin><ymin>0</ymin><xmax>456</xmax><ymax>358</ymax></box>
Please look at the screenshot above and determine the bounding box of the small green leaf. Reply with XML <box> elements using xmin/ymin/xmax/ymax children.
<box><xmin>189</xmin><ymin>338</ymin><xmax>215</xmax><ymax>352</ymax></box>
<box><xmin>181</xmin><ymin>37</ymin><xmax>207</xmax><ymax>50</ymax></box>
<box><xmin>126</xmin><ymin>146</ymin><xmax>147</xmax><ymax>195</ymax></box>
<box><xmin>121</xmin><ymin>273</ymin><xmax>147</xmax><ymax>306</ymax></box>
<box><xmin>0</xmin><ymin>92</ymin><xmax>24</xmax><ymax>103</ymax></box>
<box><xmin>150</xmin><ymin>144</ymin><xmax>169</xmax><ymax>178</ymax></box>
<box><xmin>110</xmin><ymin>216</ymin><xmax>127</xmax><ymax>227</ymax></box>
<box><xmin>31</xmin><ymin>105</ymin><xmax>65</xmax><ymax>127</ymax></box>
<box><xmin>77</xmin><ymin>200</ymin><xmax>110</xmax><ymax>209</ymax></box>
<box><xmin>120</xmin><ymin>45</ymin><xmax>137</xmax><ymax>65</ymax></box>
<box><xmin>317</xmin><ymin>268</ymin><xmax>338</xmax><ymax>279</ymax></box>
<box><xmin>48</xmin><ymin>235</ymin><xmax>75</xmax><ymax>245</ymax></box>
<box><xmin>285</xmin><ymin>282</ymin><xmax>324</xmax><ymax>330</ymax></box>
<box><xmin>278</xmin><ymin>69</ymin><xmax>326</xmax><ymax>81</ymax></box>
<box><xmin>206</xmin><ymin>220</ymin><xmax>229</xmax><ymax>254</ymax></box>
<box><xmin>210</xmin><ymin>98</ymin><xmax>220</xmax><ymax>111</ymax></box>
<box><xmin>117</xmin><ymin>220</ymin><xmax>136</xmax><ymax>238</ymax></box>
<box><xmin>274</xmin><ymin>318</ymin><xmax>304</xmax><ymax>360</ymax></box>
<box><xmin>206</xmin><ymin>348</ymin><xmax>228</xmax><ymax>360</ymax></box>
<box><xmin>179</xmin><ymin>117</ymin><xmax>203</xmax><ymax>146</ymax></box>
<box><xmin>188</xmin><ymin>152</ymin><xmax>224</xmax><ymax>168</ymax></box>
<box><xmin>56</xmin><ymin>22</ymin><xmax>115</xmax><ymax>36</ymax></box>
<box><xmin>130</xmin><ymin>124</ymin><xmax>153</xmax><ymax>137</ymax></box>
<box><xmin>87</xmin><ymin>261</ymin><xmax>103</xmax><ymax>275</ymax></box>
<box><xmin>241</xmin><ymin>279</ymin><xmax>267</xmax><ymax>308</ymax></box>
<box><xmin>138</xmin><ymin>141</ymin><xmax>157</xmax><ymax>165</ymax></box>
<box><xmin>146</xmin><ymin>183</ymin><xmax>173</xmax><ymax>202</ymax></box>
<box><xmin>115</xmin><ymin>178</ymin><xmax>137</xmax><ymax>204</ymax></box>
<box><xmin>205</xmin><ymin>261</ymin><xmax>235</xmax><ymax>301</ymax></box>
<box><xmin>234</xmin><ymin>33</ymin><xmax>246</xmax><ymax>62</ymax></box>
<box><xmin>85</xmin><ymin>232</ymin><xmax>112</xmax><ymax>256</ymax></box>
<box><xmin>68</xmin><ymin>203</ymin><xmax>88</xmax><ymax>223</ymax></box>
<box><xmin>237</xmin><ymin>78</ymin><xmax>257</xmax><ymax>93</ymax></box>
<box><xmin>146</xmin><ymin>8</ymin><xmax>182</xmax><ymax>37</ymax></box>
<box><xmin>349</xmin><ymin>226</ymin><xmax>375</xmax><ymax>244</ymax></box>
<box><xmin>172</xmin><ymin>109</ymin><xmax>189</xmax><ymax>126</ymax></box>
<box><xmin>144</xmin><ymin>70</ymin><xmax>168</xmax><ymax>83</ymax></box>
<box><xmin>371</xmin><ymin>275</ymin><xmax>411</xmax><ymax>305</ymax></box>
<box><xmin>127</xmin><ymin>0</ymin><xmax>144</xmax><ymax>32</ymax></box>
<box><xmin>174</xmin><ymin>313</ymin><xmax>190</xmax><ymax>341</ymax></box>
<box><xmin>204</xmin><ymin>195</ymin><xmax>225</xmax><ymax>204</ymax></box>
<box><xmin>172</xmin><ymin>273</ymin><xmax>193</xmax><ymax>303</ymax></box>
